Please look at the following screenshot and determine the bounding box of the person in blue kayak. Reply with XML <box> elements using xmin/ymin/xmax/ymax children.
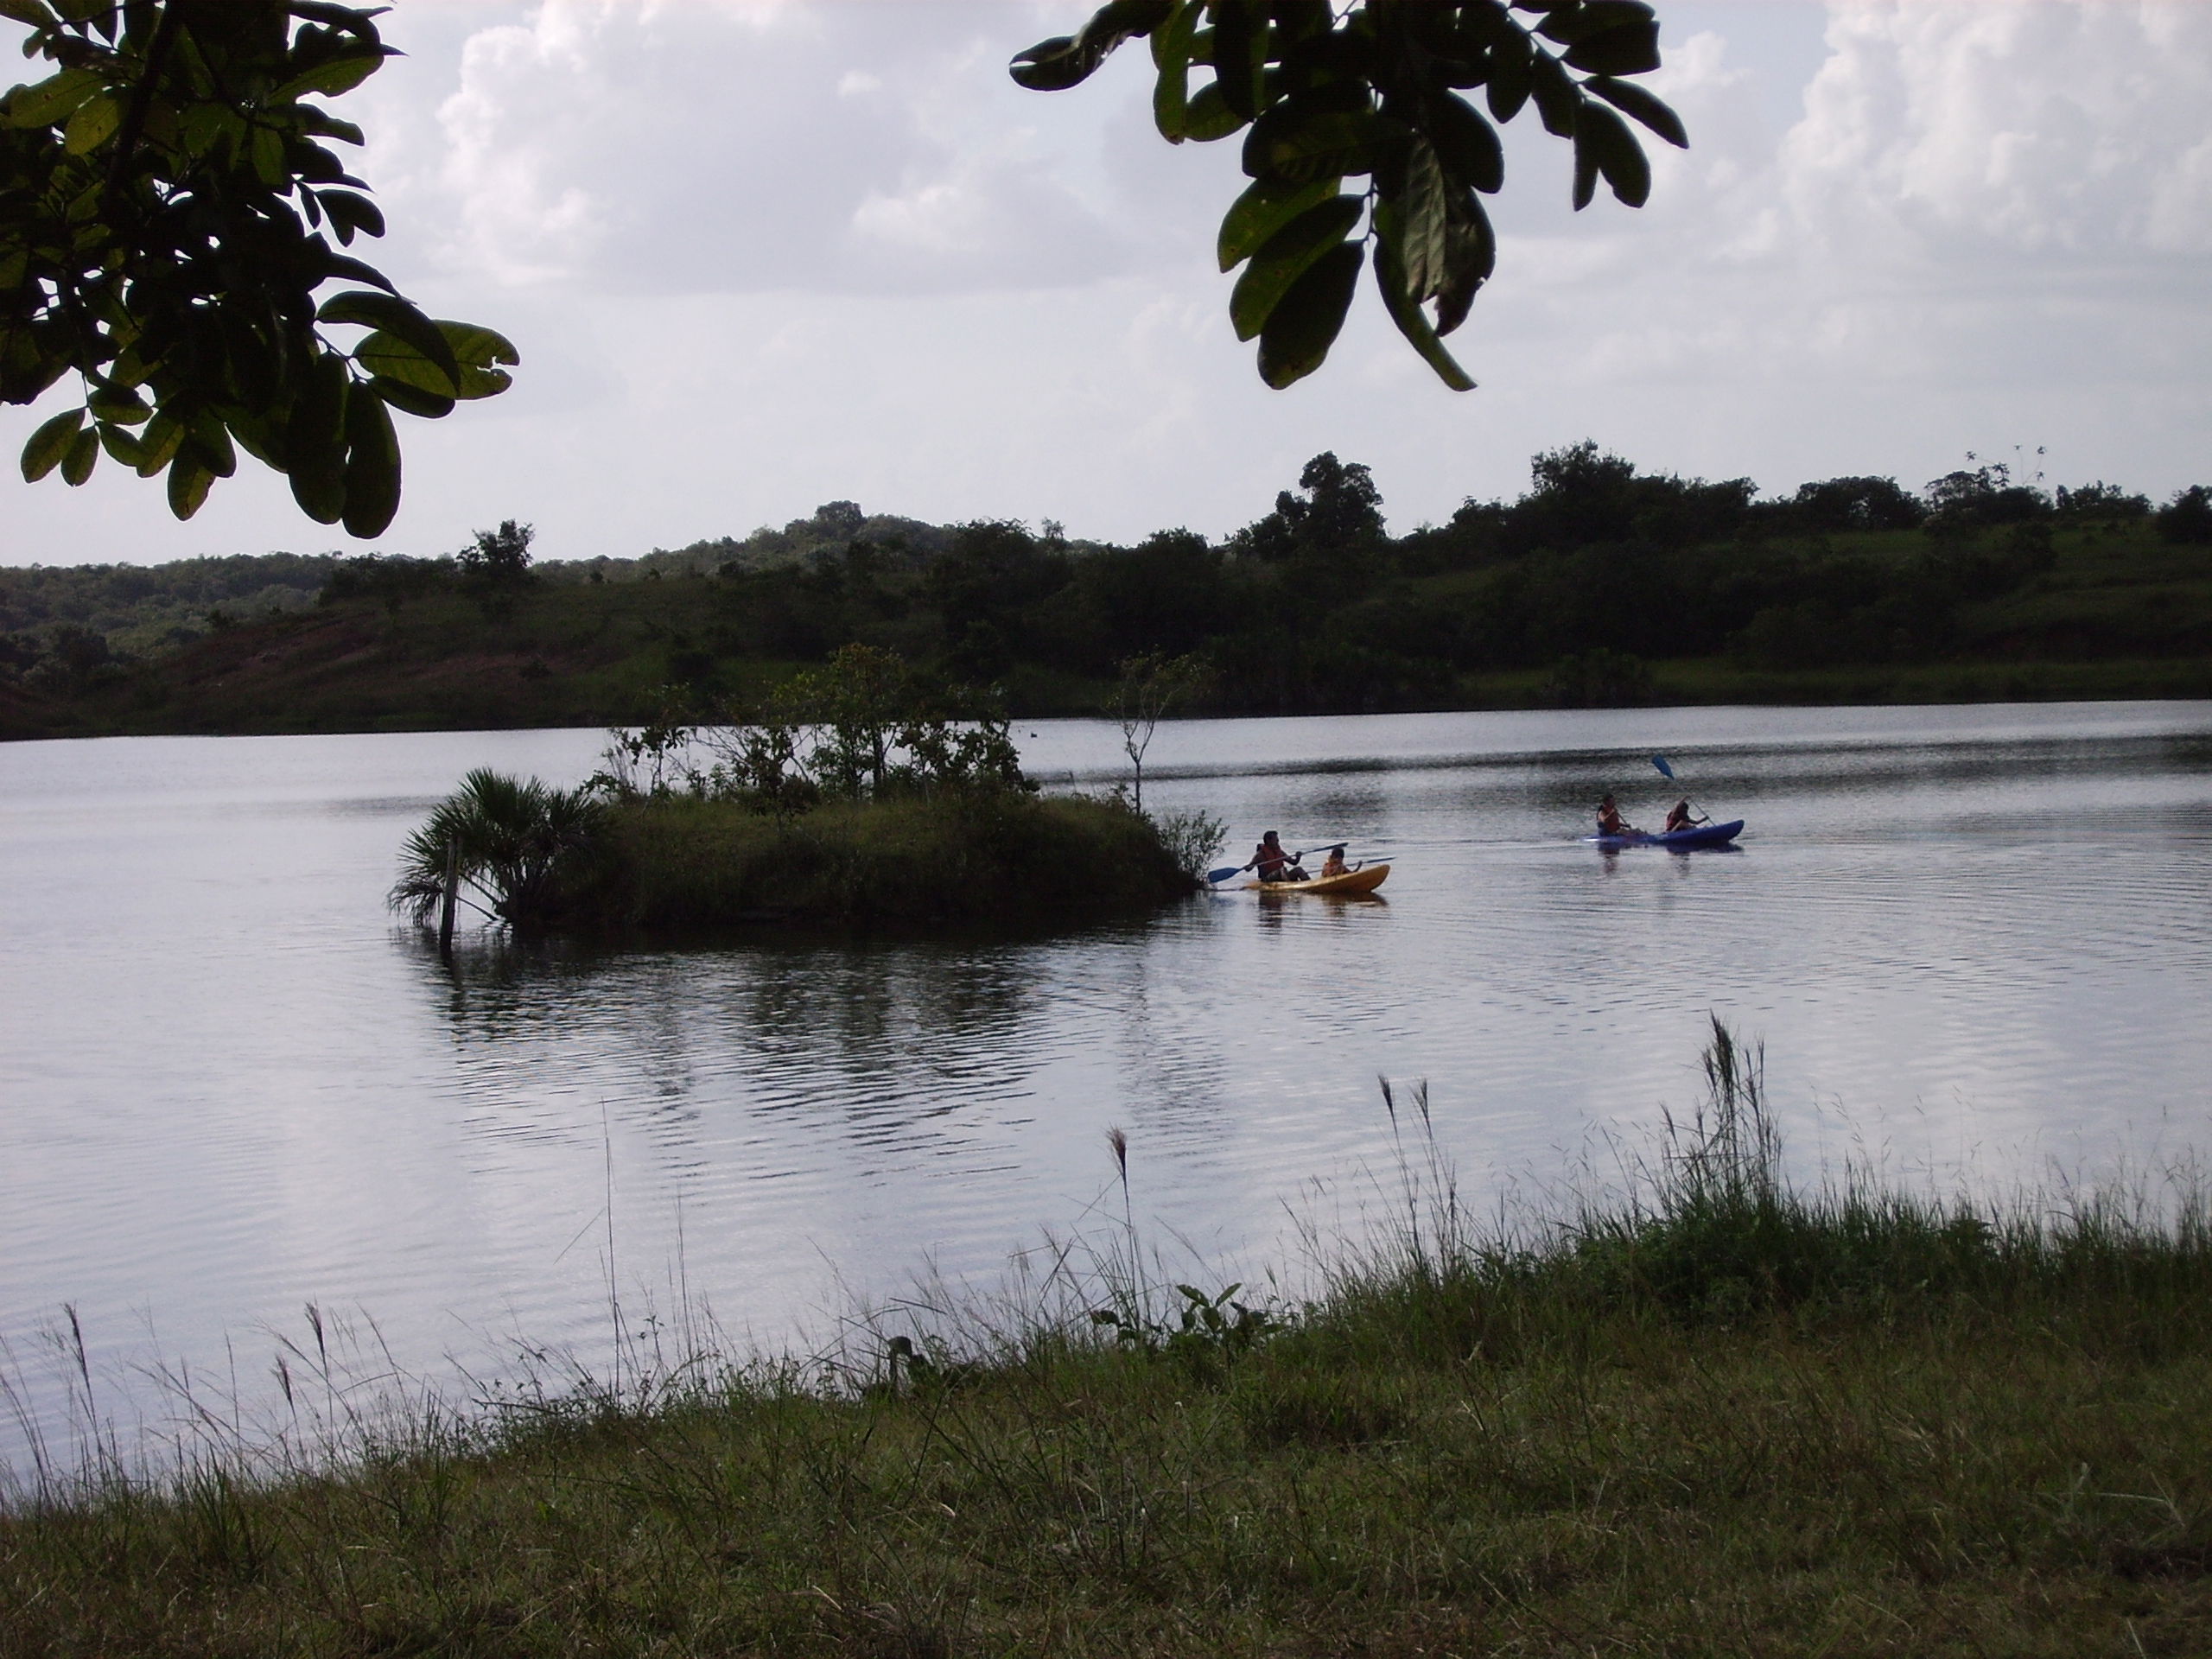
<box><xmin>1244</xmin><ymin>830</ymin><xmax>1306</xmax><ymax>883</ymax></box>
<box><xmin>1663</xmin><ymin>798</ymin><xmax>1708</xmax><ymax>834</ymax></box>
<box><xmin>1596</xmin><ymin>794</ymin><xmax>1640</xmax><ymax>837</ymax></box>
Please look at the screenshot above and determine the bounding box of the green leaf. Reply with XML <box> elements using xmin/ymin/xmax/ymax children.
<box><xmin>2</xmin><ymin>67</ymin><xmax>101</xmax><ymax>130</ymax></box>
<box><xmin>0</xmin><ymin>2</ymin><xmax>59</xmax><ymax>28</ymax></box>
<box><xmin>134</xmin><ymin>412</ymin><xmax>185</xmax><ymax>478</ymax></box>
<box><xmin>315</xmin><ymin>188</ymin><xmax>385</xmax><ymax>245</ymax></box>
<box><xmin>1430</xmin><ymin>92</ymin><xmax>1504</xmax><ymax>194</ymax></box>
<box><xmin>189</xmin><ymin>414</ymin><xmax>237</xmax><ymax>479</ymax></box>
<box><xmin>1573</xmin><ymin>130</ymin><xmax>1598</xmax><ymax>210</ymax></box>
<box><xmin>96</xmin><ymin>421</ymin><xmax>144</xmax><ymax>467</ymax></box>
<box><xmin>60</xmin><ymin>92</ymin><xmax>120</xmax><ymax>156</ymax></box>
<box><xmin>1255</xmin><ymin>239</ymin><xmax>1363</xmax><ymax>389</ymax></box>
<box><xmin>1373</xmin><ymin>238</ymin><xmax>1475</xmax><ymax>391</ymax></box>
<box><xmin>353</xmin><ymin>329</ymin><xmax>456</xmax><ymax>398</ymax></box>
<box><xmin>1149</xmin><ymin>0</ymin><xmax>1201</xmax><ymax>140</ymax></box>
<box><xmin>250</xmin><ymin>125</ymin><xmax>288</xmax><ymax>189</ymax></box>
<box><xmin>1243</xmin><ymin>107</ymin><xmax>1406</xmax><ymax>184</ymax></box>
<box><xmin>369</xmin><ymin>375</ymin><xmax>454</xmax><ymax>420</ymax></box>
<box><xmin>321</xmin><ymin>290</ymin><xmax>460</xmax><ymax>387</ymax></box>
<box><xmin>1229</xmin><ymin>194</ymin><xmax>1363</xmax><ymax>340</ymax></box>
<box><xmin>1182</xmin><ymin>81</ymin><xmax>1248</xmax><ymax>142</ymax></box>
<box><xmin>1485</xmin><ymin>31</ymin><xmax>1533</xmax><ymax>123</ymax></box>
<box><xmin>60</xmin><ymin>423</ymin><xmax>97</xmax><ymax>486</ymax></box>
<box><xmin>1565</xmin><ymin>20</ymin><xmax>1662</xmax><ymax>78</ymax></box>
<box><xmin>1211</xmin><ymin>0</ymin><xmax>1261</xmax><ymax>119</ymax></box>
<box><xmin>341</xmin><ymin>384</ymin><xmax>402</xmax><ymax>538</ymax></box>
<box><xmin>226</xmin><ymin>410</ymin><xmax>280</xmax><ymax>470</ymax></box>
<box><xmin>271</xmin><ymin>52</ymin><xmax>385</xmax><ymax>104</ymax></box>
<box><xmin>1217</xmin><ymin>175</ymin><xmax>1339</xmax><ymax>271</ymax></box>
<box><xmin>1435</xmin><ymin>198</ymin><xmax>1497</xmax><ymax>334</ymax></box>
<box><xmin>436</xmin><ymin>321</ymin><xmax>519</xmax><ymax>400</ymax></box>
<box><xmin>1584</xmin><ymin>74</ymin><xmax>1688</xmax><ymax>149</ymax></box>
<box><xmin>298</xmin><ymin>103</ymin><xmax>367</xmax><ymax>144</ymax></box>
<box><xmin>1150</xmin><ymin>0</ymin><xmax>1200</xmax><ymax>71</ymax></box>
<box><xmin>1393</xmin><ymin>139</ymin><xmax>1450</xmax><ymax>302</ymax></box>
<box><xmin>288</xmin><ymin>354</ymin><xmax>349</xmax><ymax>524</ymax></box>
<box><xmin>1010</xmin><ymin>0</ymin><xmax>1173</xmax><ymax>91</ymax></box>
<box><xmin>167</xmin><ymin>456</ymin><xmax>213</xmax><ymax>520</ymax></box>
<box><xmin>86</xmin><ymin>384</ymin><xmax>149</xmax><ymax>423</ymax></box>
<box><xmin>1576</xmin><ymin>100</ymin><xmax>1650</xmax><ymax>207</ymax></box>
<box><xmin>20</xmin><ymin>407</ymin><xmax>82</xmax><ymax>482</ymax></box>
<box><xmin>1529</xmin><ymin>52</ymin><xmax>1581</xmax><ymax>138</ymax></box>
<box><xmin>321</xmin><ymin>253</ymin><xmax>400</xmax><ymax>294</ymax></box>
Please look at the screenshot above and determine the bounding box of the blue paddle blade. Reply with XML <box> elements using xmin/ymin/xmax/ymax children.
<box><xmin>1206</xmin><ymin>867</ymin><xmax>1242</xmax><ymax>883</ymax></box>
<box><xmin>1650</xmin><ymin>753</ymin><xmax>1675</xmax><ymax>779</ymax></box>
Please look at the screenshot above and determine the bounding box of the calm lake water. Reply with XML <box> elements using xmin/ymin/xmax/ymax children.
<box><xmin>5</xmin><ymin>702</ymin><xmax>2212</xmax><ymax>1478</ymax></box>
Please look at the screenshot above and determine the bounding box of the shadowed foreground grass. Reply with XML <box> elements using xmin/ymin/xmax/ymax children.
<box><xmin>7</xmin><ymin>1027</ymin><xmax>2212</xmax><ymax>1656</ymax></box>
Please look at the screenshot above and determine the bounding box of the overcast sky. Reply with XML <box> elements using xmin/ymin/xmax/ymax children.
<box><xmin>4</xmin><ymin>0</ymin><xmax>2208</xmax><ymax>567</ymax></box>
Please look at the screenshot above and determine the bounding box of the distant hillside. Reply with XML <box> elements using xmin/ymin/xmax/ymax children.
<box><xmin>5</xmin><ymin>459</ymin><xmax>2207</xmax><ymax>740</ymax></box>
<box><xmin>0</xmin><ymin>551</ymin><xmax>338</xmax><ymax>649</ymax></box>
<box><xmin>622</xmin><ymin>501</ymin><xmax>963</xmax><ymax>579</ymax></box>
<box><xmin>0</xmin><ymin>500</ymin><xmax>984</xmax><ymax>709</ymax></box>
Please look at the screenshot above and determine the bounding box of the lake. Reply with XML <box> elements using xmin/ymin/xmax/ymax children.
<box><xmin>4</xmin><ymin>702</ymin><xmax>2211</xmax><ymax>1481</ymax></box>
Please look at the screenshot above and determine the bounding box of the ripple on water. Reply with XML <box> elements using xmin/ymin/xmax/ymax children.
<box><xmin>3</xmin><ymin>705</ymin><xmax>2211</xmax><ymax>1473</ymax></box>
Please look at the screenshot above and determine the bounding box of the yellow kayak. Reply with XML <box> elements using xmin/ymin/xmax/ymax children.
<box><xmin>1245</xmin><ymin>862</ymin><xmax>1389</xmax><ymax>895</ymax></box>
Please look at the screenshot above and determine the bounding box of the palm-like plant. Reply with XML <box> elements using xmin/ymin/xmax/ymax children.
<box><xmin>390</xmin><ymin>769</ymin><xmax>608</xmax><ymax>931</ymax></box>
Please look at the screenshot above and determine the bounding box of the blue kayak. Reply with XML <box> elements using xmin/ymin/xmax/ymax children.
<box><xmin>1584</xmin><ymin>818</ymin><xmax>1745</xmax><ymax>851</ymax></box>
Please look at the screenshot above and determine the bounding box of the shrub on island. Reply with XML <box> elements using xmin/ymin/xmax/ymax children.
<box><xmin>391</xmin><ymin>646</ymin><xmax>1208</xmax><ymax>937</ymax></box>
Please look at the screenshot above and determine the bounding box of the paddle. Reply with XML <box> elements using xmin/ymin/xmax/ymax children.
<box><xmin>1649</xmin><ymin>753</ymin><xmax>1708</xmax><ymax>827</ymax></box>
<box><xmin>1208</xmin><ymin>841</ymin><xmax>1351</xmax><ymax>883</ymax></box>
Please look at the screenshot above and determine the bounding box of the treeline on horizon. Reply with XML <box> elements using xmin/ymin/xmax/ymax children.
<box><xmin>6</xmin><ymin>445</ymin><xmax>2210</xmax><ymax>717</ymax></box>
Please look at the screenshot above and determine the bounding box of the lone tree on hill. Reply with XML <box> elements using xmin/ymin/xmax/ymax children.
<box><xmin>458</xmin><ymin>520</ymin><xmax>534</xmax><ymax>585</ymax></box>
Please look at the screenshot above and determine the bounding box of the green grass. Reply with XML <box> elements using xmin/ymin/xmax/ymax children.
<box><xmin>9</xmin><ymin>1024</ymin><xmax>2212</xmax><ymax>1655</ymax></box>
<box><xmin>602</xmin><ymin>791</ymin><xmax>1193</xmax><ymax>934</ymax></box>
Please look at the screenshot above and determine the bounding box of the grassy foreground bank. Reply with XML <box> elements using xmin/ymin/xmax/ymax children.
<box><xmin>8</xmin><ymin>1031</ymin><xmax>2212</xmax><ymax>1656</ymax></box>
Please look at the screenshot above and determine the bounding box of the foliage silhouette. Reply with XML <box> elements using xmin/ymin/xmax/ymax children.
<box><xmin>1015</xmin><ymin>0</ymin><xmax>1687</xmax><ymax>387</ymax></box>
<box><xmin>3</xmin><ymin>2</ymin><xmax>515</xmax><ymax>532</ymax></box>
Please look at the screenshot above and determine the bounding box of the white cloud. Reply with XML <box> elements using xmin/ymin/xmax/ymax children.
<box><xmin>3</xmin><ymin>2</ymin><xmax>2209</xmax><ymax>565</ymax></box>
<box><xmin>415</xmin><ymin>0</ymin><xmax>1138</xmax><ymax>295</ymax></box>
<box><xmin>1784</xmin><ymin>1</ymin><xmax>2212</xmax><ymax>256</ymax></box>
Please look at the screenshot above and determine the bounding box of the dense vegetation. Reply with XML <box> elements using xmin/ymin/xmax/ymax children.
<box><xmin>5</xmin><ymin>448</ymin><xmax>2209</xmax><ymax>740</ymax></box>
<box><xmin>386</xmin><ymin>651</ymin><xmax>1207</xmax><ymax>938</ymax></box>
<box><xmin>9</xmin><ymin>1025</ymin><xmax>2212</xmax><ymax>1655</ymax></box>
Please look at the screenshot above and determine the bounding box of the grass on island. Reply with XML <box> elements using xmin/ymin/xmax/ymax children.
<box><xmin>7</xmin><ymin>1024</ymin><xmax>2212</xmax><ymax>1656</ymax></box>
<box><xmin>605</xmin><ymin>790</ymin><xmax>1192</xmax><ymax>934</ymax></box>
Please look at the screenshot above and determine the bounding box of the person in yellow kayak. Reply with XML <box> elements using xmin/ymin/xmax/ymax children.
<box><xmin>1245</xmin><ymin>830</ymin><xmax>1307</xmax><ymax>883</ymax></box>
<box><xmin>1596</xmin><ymin>794</ymin><xmax>1641</xmax><ymax>836</ymax></box>
<box><xmin>1319</xmin><ymin>844</ymin><xmax>1350</xmax><ymax>879</ymax></box>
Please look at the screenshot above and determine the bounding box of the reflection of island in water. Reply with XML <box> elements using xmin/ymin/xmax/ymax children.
<box><xmin>404</xmin><ymin>920</ymin><xmax>1239</xmax><ymax>1190</ymax></box>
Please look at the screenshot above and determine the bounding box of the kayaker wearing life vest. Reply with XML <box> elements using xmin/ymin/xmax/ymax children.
<box><xmin>1319</xmin><ymin>845</ymin><xmax>1350</xmax><ymax>879</ymax></box>
<box><xmin>1245</xmin><ymin>830</ymin><xmax>1306</xmax><ymax>883</ymax></box>
<box><xmin>1663</xmin><ymin>799</ymin><xmax>1707</xmax><ymax>834</ymax></box>
<box><xmin>1596</xmin><ymin>794</ymin><xmax>1639</xmax><ymax>836</ymax></box>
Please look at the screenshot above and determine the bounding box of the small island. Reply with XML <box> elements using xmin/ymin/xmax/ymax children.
<box><xmin>391</xmin><ymin>645</ymin><xmax>1214</xmax><ymax>938</ymax></box>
